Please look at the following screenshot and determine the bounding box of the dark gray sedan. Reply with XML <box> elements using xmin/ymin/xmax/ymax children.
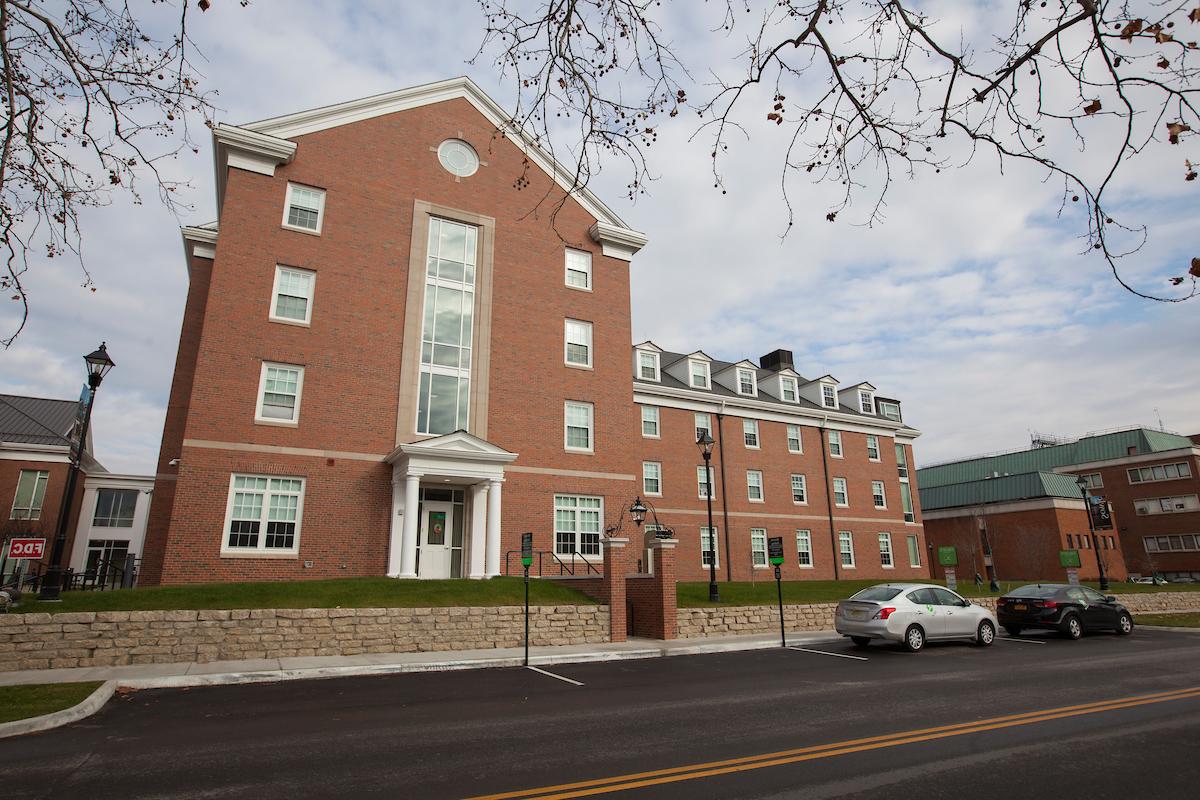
<box><xmin>996</xmin><ymin>584</ymin><xmax>1134</xmax><ymax>639</ymax></box>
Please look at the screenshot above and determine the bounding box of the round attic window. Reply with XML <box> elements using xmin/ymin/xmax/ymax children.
<box><xmin>437</xmin><ymin>139</ymin><xmax>479</xmax><ymax>177</ymax></box>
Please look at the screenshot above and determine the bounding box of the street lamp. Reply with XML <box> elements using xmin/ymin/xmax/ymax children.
<box><xmin>1076</xmin><ymin>475</ymin><xmax>1109</xmax><ymax>591</ymax></box>
<box><xmin>629</xmin><ymin>497</ymin><xmax>648</xmax><ymax>527</ymax></box>
<box><xmin>696</xmin><ymin>431</ymin><xmax>719</xmax><ymax>603</ymax></box>
<box><xmin>38</xmin><ymin>343</ymin><xmax>115</xmax><ymax>601</ymax></box>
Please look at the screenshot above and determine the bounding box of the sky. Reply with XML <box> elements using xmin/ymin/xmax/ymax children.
<box><xmin>0</xmin><ymin>0</ymin><xmax>1196</xmax><ymax>475</ymax></box>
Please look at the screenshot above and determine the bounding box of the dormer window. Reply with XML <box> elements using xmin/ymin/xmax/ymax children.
<box><xmin>781</xmin><ymin>377</ymin><xmax>798</xmax><ymax>402</ymax></box>
<box><xmin>736</xmin><ymin>368</ymin><xmax>757</xmax><ymax>396</ymax></box>
<box><xmin>637</xmin><ymin>350</ymin><xmax>660</xmax><ymax>381</ymax></box>
<box><xmin>689</xmin><ymin>359</ymin><xmax>710</xmax><ymax>389</ymax></box>
<box><xmin>878</xmin><ymin>400</ymin><xmax>902</xmax><ymax>422</ymax></box>
<box><xmin>859</xmin><ymin>390</ymin><xmax>874</xmax><ymax>414</ymax></box>
<box><xmin>821</xmin><ymin>384</ymin><xmax>838</xmax><ymax>409</ymax></box>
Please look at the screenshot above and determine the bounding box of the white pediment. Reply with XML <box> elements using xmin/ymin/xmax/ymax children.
<box><xmin>386</xmin><ymin>430</ymin><xmax>518</xmax><ymax>465</ymax></box>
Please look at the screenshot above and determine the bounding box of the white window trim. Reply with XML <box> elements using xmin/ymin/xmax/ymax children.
<box><xmin>1127</xmin><ymin>462</ymin><xmax>1193</xmax><ymax>484</ymax></box>
<box><xmin>736</xmin><ymin>368</ymin><xmax>758</xmax><ymax>397</ymax></box>
<box><xmin>907</xmin><ymin>534</ymin><xmax>922</xmax><ymax>567</ymax></box>
<box><xmin>859</xmin><ymin>391</ymin><xmax>874</xmax><ymax>414</ymax></box>
<box><xmin>269</xmin><ymin>265</ymin><xmax>316</xmax><ymax>327</ymax></box>
<box><xmin>565</xmin><ymin>248</ymin><xmax>593</xmax><ymax>291</ymax></box>
<box><xmin>821</xmin><ymin>383</ymin><xmax>839</xmax><ymax>409</ymax></box>
<box><xmin>281</xmin><ymin>182</ymin><xmax>325</xmax><ymax>235</ymax></box>
<box><xmin>10</xmin><ymin>469</ymin><xmax>49</xmax><ymax>521</ymax></box>
<box><xmin>879</xmin><ymin>532</ymin><xmax>894</xmax><ymax>569</ymax></box>
<box><xmin>695</xmin><ymin>413</ymin><xmax>712</xmax><ymax>440</ymax></box>
<box><xmin>641</xmin><ymin>405</ymin><xmax>660</xmax><ymax>439</ymax></box>
<box><xmin>796</xmin><ymin>530</ymin><xmax>814</xmax><ymax>568</ymax></box>
<box><xmin>220</xmin><ymin>473</ymin><xmax>306</xmax><ymax>557</ymax></box>
<box><xmin>787</xmin><ymin>424</ymin><xmax>803</xmax><ymax>454</ymax></box>
<box><xmin>553</xmin><ymin>494</ymin><xmax>605</xmax><ymax>557</ymax></box>
<box><xmin>839</xmin><ymin>531</ymin><xmax>856</xmax><ymax>568</ymax></box>
<box><xmin>643</xmin><ymin>461</ymin><xmax>663</xmax><ymax>497</ymax></box>
<box><xmin>780</xmin><ymin>377</ymin><xmax>798</xmax><ymax>403</ymax></box>
<box><xmin>833</xmin><ymin>477</ymin><xmax>849</xmax><ymax>508</ymax></box>
<box><xmin>790</xmin><ymin>474</ymin><xmax>808</xmax><ymax>506</ymax></box>
<box><xmin>872</xmin><ymin>481</ymin><xmax>887</xmax><ymax>509</ymax></box>
<box><xmin>866</xmin><ymin>434</ymin><xmax>881</xmax><ymax>462</ymax></box>
<box><xmin>637</xmin><ymin>350</ymin><xmax>661</xmax><ymax>382</ymax></box>
<box><xmin>689</xmin><ymin>359</ymin><xmax>711</xmax><ymax>389</ymax></box>
<box><xmin>564</xmin><ymin>401</ymin><xmax>595</xmax><ymax>453</ymax></box>
<box><xmin>829</xmin><ymin>430</ymin><xmax>843</xmax><ymax>458</ymax></box>
<box><xmin>747</xmin><ymin>470</ymin><xmax>764</xmax><ymax>503</ymax></box>
<box><xmin>750</xmin><ymin>528</ymin><xmax>769</xmax><ymax>569</ymax></box>
<box><xmin>697</xmin><ymin>465</ymin><xmax>714</xmax><ymax>500</ymax></box>
<box><xmin>254</xmin><ymin>361</ymin><xmax>305</xmax><ymax>427</ymax></box>
<box><xmin>564</xmin><ymin>319</ymin><xmax>594</xmax><ymax>369</ymax></box>
<box><xmin>700</xmin><ymin>526</ymin><xmax>720</xmax><ymax>568</ymax></box>
<box><xmin>743</xmin><ymin>419</ymin><xmax>760</xmax><ymax>449</ymax></box>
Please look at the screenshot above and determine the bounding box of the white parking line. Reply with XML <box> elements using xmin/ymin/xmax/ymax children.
<box><xmin>787</xmin><ymin>646</ymin><xmax>869</xmax><ymax>661</ymax></box>
<box><xmin>527</xmin><ymin>666</ymin><xmax>584</xmax><ymax>686</ymax></box>
<box><xmin>998</xmin><ymin>636</ymin><xmax>1047</xmax><ymax>645</ymax></box>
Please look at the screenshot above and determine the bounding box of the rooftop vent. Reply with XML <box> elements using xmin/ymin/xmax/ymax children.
<box><xmin>759</xmin><ymin>349</ymin><xmax>794</xmax><ymax>372</ymax></box>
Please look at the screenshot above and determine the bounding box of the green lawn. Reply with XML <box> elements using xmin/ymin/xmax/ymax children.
<box><xmin>1136</xmin><ymin>612</ymin><xmax>1200</xmax><ymax>628</ymax></box>
<box><xmin>0</xmin><ymin>682</ymin><xmax>104</xmax><ymax>724</ymax></box>
<box><xmin>24</xmin><ymin>577</ymin><xmax>596</xmax><ymax>615</ymax></box>
<box><xmin>677</xmin><ymin>578</ymin><xmax>1200</xmax><ymax>607</ymax></box>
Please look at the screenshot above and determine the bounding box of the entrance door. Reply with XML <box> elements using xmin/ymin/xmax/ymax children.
<box><xmin>418</xmin><ymin>501</ymin><xmax>454</xmax><ymax>579</ymax></box>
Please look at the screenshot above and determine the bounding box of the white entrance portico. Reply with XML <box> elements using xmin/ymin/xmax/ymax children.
<box><xmin>384</xmin><ymin>431</ymin><xmax>518</xmax><ymax>579</ymax></box>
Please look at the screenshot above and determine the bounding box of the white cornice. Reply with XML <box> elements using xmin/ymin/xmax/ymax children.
<box><xmin>212</xmin><ymin>124</ymin><xmax>297</xmax><ymax>214</ymax></box>
<box><xmin>179</xmin><ymin>225</ymin><xmax>218</xmax><ymax>277</ymax></box>
<box><xmin>588</xmin><ymin>221</ymin><xmax>648</xmax><ymax>261</ymax></box>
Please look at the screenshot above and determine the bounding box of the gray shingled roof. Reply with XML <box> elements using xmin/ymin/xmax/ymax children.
<box><xmin>0</xmin><ymin>394</ymin><xmax>79</xmax><ymax>447</ymax></box>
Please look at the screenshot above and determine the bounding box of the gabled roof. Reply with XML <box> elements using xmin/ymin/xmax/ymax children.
<box><xmin>633</xmin><ymin>341</ymin><xmax>663</xmax><ymax>353</ymax></box>
<box><xmin>804</xmin><ymin>374</ymin><xmax>839</xmax><ymax>385</ymax></box>
<box><xmin>919</xmin><ymin>471</ymin><xmax>1085</xmax><ymax>511</ymax></box>
<box><xmin>714</xmin><ymin>359</ymin><xmax>759</xmax><ymax>375</ymax></box>
<box><xmin>844</xmin><ymin>382</ymin><xmax>876</xmax><ymax>391</ymax></box>
<box><xmin>0</xmin><ymin>394</ymin><xmax>79</xmax><ymax>447</ymax></box>
<box><xmin>918</xmin><ymin>428</ymin><xmax>1197</xmax><ymax>489</ymax></box>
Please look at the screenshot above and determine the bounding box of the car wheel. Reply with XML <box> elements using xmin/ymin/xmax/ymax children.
<box><xmin>903</xmin><ymin>624</ymin><xmax>925</xmax><ymax>652</ymax></box>
<box><xmin>976</xmin><ymin>620</ymin><xmax>996</xmax><ymax>647</ymax></box>
<box><xmin>850</xmin><ymin>636</ymin><xmax>871</xmax><ymax>647</ymax></box>
<box><xmin>1003</xmin><ymin>625</ymin><xmax>1023</xmax><ymax>637</ymax></box>
<box><xmin>1061</xmin><ymin>613</ymin><xmax>1083</xmax><ymax>640</ymax></box>
<box><xmin>1116</xmin><ymin>612</ymin><xmax>1134</xmax><ymax>636</ymax></box>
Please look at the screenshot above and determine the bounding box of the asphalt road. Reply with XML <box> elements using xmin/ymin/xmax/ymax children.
<box><xmin>2</xmin><ymin>627</ymin><xmax>1199</xmax><ymax>799</ymax></box>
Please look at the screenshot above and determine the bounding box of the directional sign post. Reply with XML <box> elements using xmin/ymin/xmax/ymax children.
<box><xmin>521</xmin><ymin>532</ymin><xmax>533</xmax><ymax>666</ymax></box>
<box><xmin>768</xmin><ymin>536</ymin><xmax>786</xmax><ymax>647</ymax></box>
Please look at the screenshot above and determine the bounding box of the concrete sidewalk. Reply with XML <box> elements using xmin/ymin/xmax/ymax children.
<box><xmin>0</xmin><ymin>630</ymin><xmax>841</xmax><ymax>690</ymax></box>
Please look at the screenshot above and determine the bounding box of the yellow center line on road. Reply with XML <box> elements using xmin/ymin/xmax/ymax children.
<box><xmin>462</xmin><ymin>686</ymin><xmax>1200</xmax><ymax>800</ymax></box>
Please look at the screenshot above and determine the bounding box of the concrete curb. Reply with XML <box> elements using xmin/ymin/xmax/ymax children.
<box><xmin>1138</xmin><ymin>625</ymin><xmax>1200</xmax><ymax>634</ymax></box>
<box><xmin>0</xmin><ymin>680</ymin><xmax>117</xmax><ymax>740</ymax></box>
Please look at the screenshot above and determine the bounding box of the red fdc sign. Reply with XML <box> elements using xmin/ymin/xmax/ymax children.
<box><xmin>8</xmin><ymin>538</ymin><xmax>47</xmax><ymax>560</ymax></box>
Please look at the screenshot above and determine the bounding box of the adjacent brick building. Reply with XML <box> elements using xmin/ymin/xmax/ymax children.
<box><xmin>142</xmin><ymin>77</ymin><xmax>927</xmax><ymax>586</ymax></box>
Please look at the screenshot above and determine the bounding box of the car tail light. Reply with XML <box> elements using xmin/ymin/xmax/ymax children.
<box><xmin>873</xmin><ymin>607</ymin><xmax>897</xmax><ymax>620</ymax></box>
<box><xmin>1037</xmin><ymin>600</ymin><xmax>1058</xmax><ymax>609</ymax></box>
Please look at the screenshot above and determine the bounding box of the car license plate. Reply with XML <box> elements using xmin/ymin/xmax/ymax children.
<box><xmin>1013</xmin><ymin>603</ymin><xmax>1027</xmax><ymax>611</ymax></box>
<box><xmin>849</xmin><ymin>610</ymin><xmax>864</xmax><ymax>619</ymax></box>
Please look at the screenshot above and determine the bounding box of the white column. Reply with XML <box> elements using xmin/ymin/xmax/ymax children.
<box><xmin>469</xmin><ymin>483</ymin><xmax>488</xmax><ymax>579</ymax></box>
<box><xmin>386</xmin><ymin>476</ymin><xmax>405</xmax><ymax>577</ymax></box>
<box><xmin>485</xmin><ymin>477</ymin><xmax>503</xmax><ymax>577</ymax></box>
<box><xmin>399</xmin><ymin>472</ymin><xmax>422</xmax><ymax>578</ymax></box>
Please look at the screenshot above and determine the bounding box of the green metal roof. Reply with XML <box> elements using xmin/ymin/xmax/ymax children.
<box><xmin>917</xmin><ymin>428</ymin><xmax>1194</xmax><ymax>489</ymax></box>
<box><xmin>919</xmin><ymin>471</ymin><xmax>1084</xmax><ymax>511</ymax></box>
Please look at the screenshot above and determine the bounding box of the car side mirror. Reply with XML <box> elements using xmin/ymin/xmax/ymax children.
<box><xmin>1105</xmin><ymin>595</ymin><xmax>1116</xmax><ymax>603</ymax></box>
<box><xmin>960</xmin><ymin>599</ymin><xmax>971</xmax><ymax>607</ymax></box>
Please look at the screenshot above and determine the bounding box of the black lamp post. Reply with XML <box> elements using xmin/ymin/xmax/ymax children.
<box><xmin>1076</xmin><ymin>475</ymin><xmax>1109</xmax><ymax>591</ymax></box>
<box><xmin>697</xmin><ymin>432</ymin><xmax>719</xmax><ymax>603</ymax></box>
<box><xmin>38</xmin><ymin>343</ymin><xmax>115</xmax><ymax>601</ymax></box>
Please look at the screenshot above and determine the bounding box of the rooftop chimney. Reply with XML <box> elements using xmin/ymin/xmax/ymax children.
<box><xmin>759</xmin><ymin>349</ymin><xmax>794</xmax><ymax>372</ymax></box>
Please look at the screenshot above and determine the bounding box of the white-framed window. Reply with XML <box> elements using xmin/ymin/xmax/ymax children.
<box><xmin>1078</xmin><ymin>473</ymin><xmax>1103</xmax><ymax>489</ymax></box>
<box><xmin>743</xmin><ymin>419</ymin><xmax>759</xmax><ymax>448</ymax></box>
<box><xmin>697</xmin><ymin>465</ymin><xmax>713</xmax><ymax>499</ymax></box>
<box><xmin>689</xmin><ymin>359</ymin><xmax>711</xmax><ymax>389</ymax></box>
<box><xmin>747</xmin><ymin>470</ymin><xmax>764</xmax><ymax>502</ymax></box>
<box><xmin>255</xmin><ymin>362</ymin><xmax>304</xmax><ymax>425</ymax></box>
<box><xmin>1144</xmin><ymin>534</ymin><xmax>1200</xmax><ymax>553</ymax></box>
<box><xmin>833</xmin><ymin>477</ymin><xmax>849</xmax><ymax>507</ymax></box>
<box><xmin>896</xmin><ymin>443</ymin><xmax>914</xmax><ymax>522</ymax></box>
<box><xmin>637</xmin><ymin>350</ymin><xmax>660</xmax><ymax>381</ymax></box>
<box><xmin>872</xmin><ymin>480</ymin><xmax>887</xmax><ymax>509</ymax></box>
<box><xmin>895</xmin><ymin>443</ymin><xmax>909</xmax><ymax>479</ymax></box>
<box><xmin>701</xmin><ymin>526</ymin><xmax>720</xmax><ymax>567</ymax></box>
<box><xmin>564</xmin><ymin>319</ymin><xmax>593</xmax><ymax>367</ymax></box>
<box><xmin>641</xmin><ymin>405</ymin><xmax>660</xmax><ymax>438</ymax></box>
<box><xmin>418</xmin><ymin>217</ymin><xmax>476</xmax><ymax>435</ymax></box>
<box><xmin>822</xmin><ymin>384</ymin><xmax>838</xmax><ymax>409</ymax></box>
<box><xmin>878</xmin><ymin>533</ymin><xmax>894</xmax><ymax>568</ymax></box>
<box><xmin>695</xmin><ymin>413</ymin><xmax>711</xmax><ymax>441</ymax></box>
<box><xmin>737</xmin><ymin>368</ymin><xmax>757</xmax><ymax>396</ymax></box>
<box><xmin>787</xmin><ymin>424</ymin><xmax>803</xmax><ymax>453</ymax></box>
<box><xmin>796</xmin><ymin>530</ymin><xmax>813</xmax><ymax>567</ymax></box>
<box><xmin>554</xmin><ymin>495</ymin><xmax>602</xmax><ymax>556</ymax></box>
<box><xmin>10</xmin><ymin>469</ymin><xmax>49</xmax><ymax>520</ymax></box>
<box><xmin>907</xmin><ymin>534</ymin><xmax>921</xmax><ymax>567</ymax></box>
<box><xmin>780</xmin><ymin>377</ymin><xmax>798</xmax><ymax>402</ymax></box>
<box><xmin>437</xmin><ymin>138</ymin><xmax>480</xmax><ymax>177</ymax></box>
<box><xmin>1134</xmin><ymin>494</ymin><xmax>1200</xmax><ymax>516</ymax></box>
<box><xmin>222</xmin><ymin>474</ymin><xmax>305</xmax><ymax>555</ymax></box>
<box><xmin>282</xmin><ymin>183</ymin><xmax>325</xmax><ymax>234</ymax></box>
<box><xmin>859</xmin><ymin>390</ymin><xmax>874</xmax><ymax>414</ymax></box>
<box><xmin>93</xmin><ymin>488</ymin><xmax>138</xmax><ymax>528</ymax></box>
<box><xmin>839</xmin><ymin>531</ymin><xmax>855</xmax><ymax>568</ymax></box>
<box><xmin>270</xmin><ymin>266</ymin><xmax>316</xmax><ymax>325</ymax></box>
<box><xmin>866</xmin><ymin>434</ymin><xmax>880</xmax><ymax>461</ymax></box>
<box><xmin>564</xmin><ymin>401</ymin><xmax>594</xmax><ymax>452</ymax></box>
<box><xmin>643</xmin><ymin>462</ymin><xmax>662</xmax><ymax>496</ymax></box>
<box><xmin>751</xmin><ymin>528</ymin><xmax>768</xmax><ymax>567</ymax></box>
<box><xmin>565</xmin><ymin>248</ymin><xmax>592</xmax><ymax>290</ymax></box>
<box><xmin>1128</xmin><ymin>462</ymin><xmax>1192</xmax><ymax>483</ymax></box>
<box><xmin>879</xmin><ymin>400</ymin><xmax>901</xmax><ymax>422</ymax></box>
<box><xmin>791</xmin><ymin>474</ymin><xmax>808</xmax><ymax>504</ymax></box>
<box><xmin>829</xmin><ymin>430</ymin><xmax>843</xmax><ymax>457</ymax></box>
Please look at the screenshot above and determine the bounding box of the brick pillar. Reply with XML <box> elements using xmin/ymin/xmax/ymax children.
<box><xmin>603</xmin><ymin>537</ymin><xmax>628</xmax><ymax>642</ymax></box>
<box><xmin>648</xmin><ymin>539</ymin><xmax>678</xmax><ymax>639</ymax></box>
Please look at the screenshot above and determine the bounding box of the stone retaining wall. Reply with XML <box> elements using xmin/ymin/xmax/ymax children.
<box><xmin>677</xmin><ymin>591</ymin><xmax>1200</xmax><ymax>639</ymax></box>
<box><xmin>0</xmin><ymin>605</ymin><xmax>609</xmax><ymax>672</ymax></box>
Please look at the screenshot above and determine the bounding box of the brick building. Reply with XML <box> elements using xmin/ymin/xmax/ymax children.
<box><xmin>142</xmin><ymin>77</ymin><xmax>927</xmax><ymax>585</ymax></box>
<box><xmin>918</xmin><ymin>428</ymin><xmax>1200</xmax><ymax>582</ymax></box>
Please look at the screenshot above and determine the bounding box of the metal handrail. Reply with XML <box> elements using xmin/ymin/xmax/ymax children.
<box><xmin>504</xmin><ymin>549</ymin><xmax>601</xmax><ymax>577</ymax></box>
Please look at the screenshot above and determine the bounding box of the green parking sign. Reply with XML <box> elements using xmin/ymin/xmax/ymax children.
<box><xmin>937</xmin><ymin>546</ymin><xmax>958</xmax><ymax>567</ymax></box>
<box><xmin>1059</xmin><ymin>549</ymin><xmax>1081</xmax><ymax>568</ymax></box>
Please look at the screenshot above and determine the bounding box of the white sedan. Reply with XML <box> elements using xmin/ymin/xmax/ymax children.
<box><xmin>835</xmin><ymin>583</ymin><xmax>998</xmax><ymax>652</ymax></box>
